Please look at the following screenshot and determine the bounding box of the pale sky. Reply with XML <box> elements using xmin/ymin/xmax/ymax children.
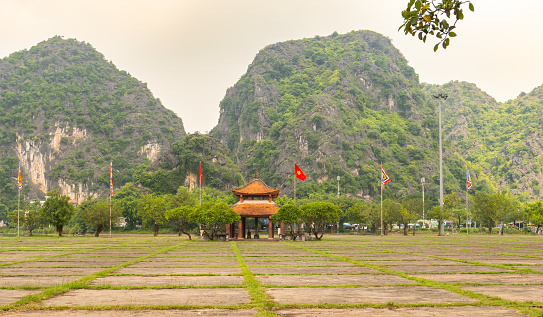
<box><xmin>1</xmin><ymin>1</ymin><xmax>542</xmax><ymax>133</ymax></box>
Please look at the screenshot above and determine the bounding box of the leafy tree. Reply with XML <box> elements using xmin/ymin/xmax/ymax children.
<box><xmin>524</xmin><ymin>200</ymin><xmax>543</xmax><ymax>234</ymax></box>
<box><xmin>41</xmin><ymin>189</ymin><xmax>75</xmax><ymax>236</ymax></box>
<box><xmin>113</xmin><ymin>182</ymin><xmax>142</xmax><ymax>230</ymax></box>
<box><xmin>300</xmin><ymin>201</ymin><xmax>340</xmax><ymax>240</ymax></box>
<box><xmin>79</xmin><ymin>199</ymin><xmax>122</xmax><ymax>237</ymax></box>
<box><xmin>137</xmin><ymin>194</ymin><xmax>167</xmax><ymax>236</ymax></box>
<box><xmin>399</xmin><ymin>0</ymin><xmax>475</xmax><ymax>51</ymax></box>
<box><xmin>493</xmin><ymin>191</ymin><xmax>520</xmax><ymax>235</ymax></box>
<box><xmin>8</xmin><ymin>200</ymin><xmax>42</xmax><ymax>236</ymax></box>
<box><xmin>164</xmin><ymin>186</ymin><xmax>198</xmax><ymax>238</ymax></box>
<box><xmin>272</xmin><ymin>204</ymin><xmax>304</xmax><ymax>240</ymax></box>
<box><xmin>401</xmin><ymin>198</ymin><xmax>422</xmax><ymax>235</ymax></box>
<box><xmin>382</xmin><ymin>199</ymin><xmax>403</xmax><ymax>235</ymax></box>
<box><xmin>192</xmin><ymin>202</ymin><xmax>240</xmax><ymax>240</ymax></box>
<box><xmin>427</xmin><ymin>205</ymin><xmax>446</xmax><ymax>236</ymax></box>
<box><xmin>443</xmin><ymin>192</ymin><xmax>459</xmax><ymax>232</ymax></box>
<box><xmin>345</xmin><ymin>202</ymin><xmax>370</xmax><ymax>234</ymax></box>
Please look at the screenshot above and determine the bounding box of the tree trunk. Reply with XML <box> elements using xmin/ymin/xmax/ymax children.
<box><xmin>438</xmin><ymin>221</ymin><xmax>444</xmax><ymax>236</ymax></box>
<box><xmin>413</xmin><ymin>222</ymin><xmax>416</xmax><ymax>236</ymax></box>
<box><xmin>403</xmin><ymin>223</ymin><xmax>408</xmax><ymax>235</ymax></box>
<box><xmin>154</xmin><ymin>224</ymin><xmax>159</xmax><ymax>236</ymax></box>
<box><xmin>29</xmin><ymin>229</ymin><xmax>33</xmax><ymax>237</ymax></box>
<box><xmin>489</xmin><ymin>226</ymin><xmax>493</xmax><ymax>234</ymax></box>
<box><xmin>57</xmin><ymin>225</ymin><xmax>63</xmax><ymax>237</ymax></box>
<box><xmin>95</xmin><ymin>224</ymin><xmax>104</xmax><ymax>237</ymax></box>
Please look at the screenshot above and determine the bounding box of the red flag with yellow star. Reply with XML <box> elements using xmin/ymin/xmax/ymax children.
<box><xmin>294</xmin><ymin>163</ymin><xmax>306</xmax><ymax>181</ymax></box>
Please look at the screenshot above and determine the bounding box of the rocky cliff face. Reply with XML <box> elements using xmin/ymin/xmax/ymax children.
<box><xmin>0</xmin><ymin>36</ymin><xmax>185</xmax><ymax>206</ymax></box>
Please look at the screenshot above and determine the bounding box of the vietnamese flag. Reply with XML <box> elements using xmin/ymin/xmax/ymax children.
<box><xmin>294</xmin><ymin>163</ymin><xmax>306</xmax><ymax>181</ymax></box>
<box><xmin>200</xmin><ymin>162</ymin><xmax>203</xmax><ymax>187</ymax></box>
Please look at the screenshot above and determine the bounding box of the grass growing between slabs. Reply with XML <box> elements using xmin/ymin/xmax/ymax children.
<box><xmin>0</xmin><ymin>235</ymin><xmax>542</xmax><ymax>316</ymax></box>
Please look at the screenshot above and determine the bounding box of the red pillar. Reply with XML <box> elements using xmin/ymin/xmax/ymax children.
<box><xmin>238</xmin><ymin>217</ymin><xmax>245</xmax><ymax>239</ymax></box>
<box><xmin>280</xmin><ymin>221</ymin><xmax>285</xmax><ymax>236</ymax></box>
<box><xmin>268</xmin><ymin>216</ymin><xmax>274</xmax><ymax>239</ymax></box>
<box><xmin>226</xmin><ymin>224</ymin><xmax>231</xmax><ymax>238</ymax></box>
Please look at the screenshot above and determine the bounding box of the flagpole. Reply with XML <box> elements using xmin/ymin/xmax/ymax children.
<box><xmin>380</xmin><ymin>163</ymin><xmax>383</xmax><ymax>237</ymax></box>
<box><xmin>294</xmin><ymin>176</ymin><xmax>296</xmax><ymax>205</ymax></box>
<box><xmin>17</xmin><ymin>163</ymin><xmax>21</xmax><ymax>238</ymax></box>
<box><xmin>466</xmin><ymin>164</ymin><xmax>469</xmax><ymax>236</ymax></box>
<box><xmin>17</xmin><ymin>189</ymin><xmax>20</xmax><ymax>238</ymax></box>
<box><xmin>199</xmin><ymin>162</ymin><xmax>202</xmax><ymax>206</ymax></box>
<box><xmin>110</xmin><ymin>162</ymin><xmax>112</xmax><ymax>238</ymax></box>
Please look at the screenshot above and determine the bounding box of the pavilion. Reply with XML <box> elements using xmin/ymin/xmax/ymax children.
<box><xmin>227</xmin><ymin>172</ymin><xmax>284</xmax><ymax>239</ymax></box>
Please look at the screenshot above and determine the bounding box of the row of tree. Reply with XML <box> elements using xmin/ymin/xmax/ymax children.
<box><xmin>10</xmin><ymin>181</ymin><xmax>543</xmax><ymax>238</ymax></box>
<box><xmin>10</xmin><ymin>185</ymin><xmax>240</xmax><ymax>239</ymax></box>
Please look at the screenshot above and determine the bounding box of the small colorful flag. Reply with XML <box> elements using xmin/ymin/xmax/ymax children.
<box><xmin>200</xmin><ymin>162</ymin><xmax>203</xmax><ymax>187</ymax></box>
<box><xmin>294</xmin><ymin>163</ymin><xmax>306</xmax><ymax>181</ymax></box>
<box><xmin>110</xmin><ymin>162</ymin><xmax>113</xmax><ymax>195</ymax></box>
<box><xmin>17</xmin><ymin>164</ymin><xmax>22</xmax><ymax>191</ymax></box>
<box><xmin>381</xmin><ymin>164</ymin><xmax>390</xmax><ymax>189</ymax></box>
<box><xmin>466</xmin><ymin>165</ymin><xmax>472</xmax><ymax>191</ymax></box>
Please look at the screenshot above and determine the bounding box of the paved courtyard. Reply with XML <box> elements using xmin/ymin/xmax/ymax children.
<box><xmin>0</xmin><ymin>234</ymin><xmax>542</xmax><ymax>316</ymax></box>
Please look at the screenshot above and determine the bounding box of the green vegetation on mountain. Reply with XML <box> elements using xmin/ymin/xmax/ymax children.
<box><xmin>212</xmin><ymin>30</ymin><xmax>467</xmax><ymax>205</ymax></box>
<box><xmin>0</xmin><ymin>36</ymin><xmax>185</xmax><ymax>213</ymax></box>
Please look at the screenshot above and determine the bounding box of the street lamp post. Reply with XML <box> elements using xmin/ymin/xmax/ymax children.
<box><xmin>433</xmin><ymin>93</ymin><xmax>447</xmax><ymax>236</ymax></box>
<box><xmin>337</xmin><ymin>175</ymin><xmax>340</xmax><ymax>199</ymax></box>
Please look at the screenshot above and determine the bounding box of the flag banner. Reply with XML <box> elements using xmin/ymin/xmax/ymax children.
<box><xmin>381</xmin><ymin>164</ymin><xmax>390</xmax><ymax>189</ymax></box>
<box><xmin>200</xmin><ymin>163</ymin><xmax>203</xmax><ymax>187</ymax></box>
<box><xmin>467</xmin><ymin>165</ymin><xmax>472</xmax><ymax>191</ymax></box>
<box><xmin>17</xmin><ymin>164</ymin><xmax>22</xmax><ymax>191</ymax></box>
<box><xmin>294</xmin><ymin>163</ymin><xmax>307</xmax><ymax>181</ymax></box>
<box><xmin>110</xmin><ymin>162</ymin><xmax>113</xmax><ymax>195</ymax></box>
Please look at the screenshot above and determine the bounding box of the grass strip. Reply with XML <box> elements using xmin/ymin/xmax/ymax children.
<box><xmin>231</xmin><ymin>241</ymin><xmax>278</xmax><ymax>317</ymax></box>
<box><xmin>1</xmin><ymin>239</ymin><xmax>191</xmax><ymax>311</ymax></box>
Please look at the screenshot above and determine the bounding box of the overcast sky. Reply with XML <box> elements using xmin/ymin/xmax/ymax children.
<box><xmin>2</xmin><ymin>1</ymin><xmax>542</xmax><ymax>133</ymax></box>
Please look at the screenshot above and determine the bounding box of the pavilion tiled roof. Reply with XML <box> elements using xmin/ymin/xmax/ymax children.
<box><xmin>232</xmin><ymin>178</ymin><xmax>280</xmax><ymax>197</ymax></box>
<box><xmin>230</xmin><ymin>200</ymin><xmax>280</xmax><ymax>217</ymax></box>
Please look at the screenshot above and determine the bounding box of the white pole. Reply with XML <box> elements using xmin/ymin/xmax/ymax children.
<box><xmin>109</xmin><ymin>193</ymin><xmax>112</xmax><ymax>238</ymax></box>
<box><xmin>294</xmin><ymin>176</ymin><xmax>297</xmax><ymax>205</ymax></box>
<box><xmin>380</xmin><ymin>163</ymin><xmax>383</xmax><ymax>236</ymax></box>
<box><xmin>17</xmin><ymin>189</ymin><xmax>20</xmax><ymax>238</ymax></box>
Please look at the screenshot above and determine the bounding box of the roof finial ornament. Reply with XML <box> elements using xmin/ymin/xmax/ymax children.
<box><xmin>255</xmin><ymin>169</ymin><xmax>260</xmax><ymax>179</ymax></box>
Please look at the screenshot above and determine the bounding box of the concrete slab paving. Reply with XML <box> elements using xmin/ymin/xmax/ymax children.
<box><xmin>5</xmin><ymin>261</ymin><xmax>123</xmax><ymax>268</ymax></box>
<box><xmin>267</xmin><ymin>286</ymin><xmax>476</xmax><ymax>305</ymax></box>
<box><xmin>387</xmin><ymin>265</ymin><xmax>513</xmax><ymax>274</ymax></box>
<box><xmin>91</xmin><ymin>275</ymin><xmax>244</xmax><ymax>286</ymax></box>
<box><xmin>114</xmin><ymin>267</ymin><xmax>242</xmax><ymax>275</ymax></box>
<box><xmin>251</xmin><ymin>266</ymin><xmax>378</xmax><ymax>275</ymax></box>
<box><xmin>257</xmin><ymin>274</ymin><xmax>415</xmax><ymax>285</ymax></box>
<box><xmin>0</xmin><ymin>289</ymin><xmax>41</xmax><ymax>305</ymax></box>
<box><xmin>414</xmin><ymin>273</ymin><xmax>543</xmax><ymax>284</ymax></box>
<box><xmin>0</xmin><ymin>276</ymin><xmax>80</xmax><ymax>287</ymax></box>
<box><xmin>0</xmin><ymin>309</ymin><xmax>257</xmax><ymax>316</ymax></box>
<box><xmin>276</xmin><ymin>306</ymin><xmax>525</xmax><ymax>316</ymax></box>
<box><xmin>41</xmin><ymin>289</ymin><xmax>251</xmax><ymax>307</ymax></box>
<box><xmin>463</xmin><ymin>285</ymin><xmax>543</xmax><ymax>302</ymax></box>
<box><xmin>129</xmin><ymin>261</ymin><xmax>238</xmax><ymax>267</ymax></box>
<box><xmin>246</xmin><ymin>261</ymin><xmax>351</xmax><ymax>267</ymax></box>
<box><xmin>0</xmin><ymin>268</ymin><xmax>103</xmax><ymax>275</ymax></box>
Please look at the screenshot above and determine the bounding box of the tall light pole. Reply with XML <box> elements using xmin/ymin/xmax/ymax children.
<box><xmin>337</xmin><ymin>175</ymin><xmax>340</xmax><ymax>198</ymax></box>
<box><xmin>421</xmin><ymin>177</ymin><xmax>425</xmax><ymax>226</ymax></box>
<box><xmin>433</xmin><ymin>93</ymin><xmax>447</xmax><ymax>236</ymax></box>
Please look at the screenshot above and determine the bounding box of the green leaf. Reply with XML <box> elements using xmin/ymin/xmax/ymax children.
<box><xmin>449</xmin><ymin>32</ymin><xmax>457</xmax><ymax>37</ymax></box>
<box><xmin>418</xmin><ymin>32</ymin><xmax>423</xmax><ymax>40</ymax></box>
<box><xmin>415</xmin><ymin>0</ymin><xmax>422</xmax><ymax>10</ymax></box>
<box><xmin>434</xmin><ymin>43</ymin><xmax>439</xmax><ymax>52</ymax></box>
<box><xmin>469</xmin><ymin>3</ymin><xmax>475</xmax><ymax>11</ymax></box>
<box><xmin>458</xmin><ymin>10</ymin><xmax>464</xmax><ymax>20</ymax></box>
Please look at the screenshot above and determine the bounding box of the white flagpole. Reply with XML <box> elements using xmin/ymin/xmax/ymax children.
<box><xmin>17</xmin><ymin>163</ymin><xmax>21</xmax><ymax>238</ymax></box>
<box><xmin>17</xmin><ymin>188</ymin><xmax>20</xmax><ymax>238</ymax></box>
<box><xmin>466</xmin><ymin>164</ymin><xmax>469</xmax><ymax>236</ymax></box>
<box><xmin>380</xmin><ymin>163</ymin><xmax>383</xmax><ymax>237</ymax></box>
<box><xmin>110</xmin><ymin>162</ymin><xmax>112</xmax><ymax>238</ymax></box>
<box><xmin>294</xmin><ymin>176</ymin><xmax>297</xmax><ymax>205</ymax></box>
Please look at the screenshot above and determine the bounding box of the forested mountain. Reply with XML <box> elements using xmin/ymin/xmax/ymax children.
<box><xmin>211</xmin><ymin>30</ymin><xmax>468</xmax><ymax>203</ymax></box>
<box><xmin>0</xmin><ymin>36</ymin><xmax>188</xmax><ymax>215</ymax></box>
<box><xmin>3</xmin><ymin>31</ymin><xmax>543</xmax><ymax>220</ymax></box>
<box><xmin>424</xmin><ymin>81</ymin><xmax>543</xmax><ymax>201</ymax></box>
